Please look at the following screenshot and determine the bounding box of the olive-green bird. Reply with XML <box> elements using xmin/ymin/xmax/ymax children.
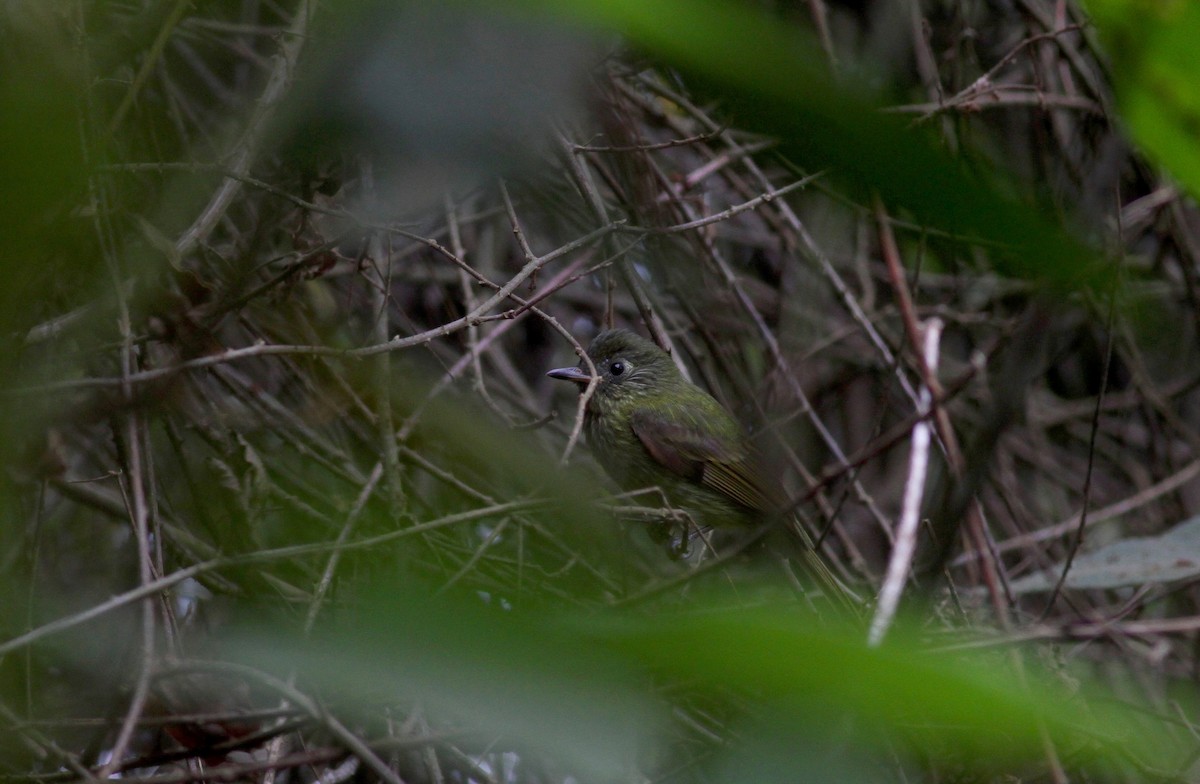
<box><xmin>548</xmin><ymin>328</ymin><xmax>858</xmax><ymax>611</ymax></box>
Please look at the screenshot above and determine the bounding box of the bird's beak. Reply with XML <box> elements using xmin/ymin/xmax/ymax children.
<box><xmin>546</xmin><ymin>366</ymin><xmax>593</xmax><ymax>385</ymax></box>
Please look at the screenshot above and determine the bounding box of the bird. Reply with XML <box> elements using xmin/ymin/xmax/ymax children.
<box><xmin>547</xmin><ymin>328</ymin><xmax>858</xmax><ymax>611</ymax></box>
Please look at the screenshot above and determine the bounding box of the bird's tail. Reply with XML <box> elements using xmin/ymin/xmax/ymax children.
<box><xmin>786</xmin><ymin>517</ymin><xmax>863</xmax><ymax>617</ymax></box>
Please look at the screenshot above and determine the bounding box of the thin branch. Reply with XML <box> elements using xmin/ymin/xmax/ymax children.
<box><xmin>869</xmin><ymin>318</ymin><xmax>942</xmax><ymax>647</ymax></box>
<box><xmin>0</xmin><ymin>500</ymin><xmax>544</xmax><ymax>658</ymax></box>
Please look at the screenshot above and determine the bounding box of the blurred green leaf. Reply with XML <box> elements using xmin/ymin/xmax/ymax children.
<box><xmin>597</xmin><ymin>606</ymin><xmax>1146</xmax><ymax>766</ymax></box>
<box><xmin>226</xmin><ymin>587</ymin><xmax>1168</xmax><ymax>779</ymax></box>
<box><xmin>0</xmin><ymin>7</ymin><xmax>89</xmax><ymax>341</ymax></box>
<box><xmin>1085</xmin><ymin>0</ymin><xmax>1200</xmax><ymax>199</ymax></box>
<box><xmin>227</xmin><ymin>590</ymin><xmax>665</xmax><ymax>781</ymax></box>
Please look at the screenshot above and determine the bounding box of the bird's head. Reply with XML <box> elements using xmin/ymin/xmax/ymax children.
<box><xmin>546</xmin><ymin>329</ymin><xmax>681</xmax><ymax>410</ymax></box>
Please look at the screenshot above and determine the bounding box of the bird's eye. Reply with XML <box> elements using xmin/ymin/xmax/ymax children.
<box><xmin>609</xmin><ymin>361</ymin><xmax>626</xmax><ymax>377</ymax></box>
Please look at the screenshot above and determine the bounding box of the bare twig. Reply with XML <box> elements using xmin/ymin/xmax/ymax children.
<box><xmin>869</xmin><ymin>318</ymin><xmax>942</xmax><ymax>647</ymax></box>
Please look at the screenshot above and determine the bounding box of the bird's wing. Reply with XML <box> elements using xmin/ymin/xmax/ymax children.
<box><xmin>633</xmin><ymin>411</ymin><xmax>861</xmax><ymax>614</ymax></box>
<box><xmin>629</xmin><ymin>409</ymin><xmax>774</xmax><ymax>513</ymax></box>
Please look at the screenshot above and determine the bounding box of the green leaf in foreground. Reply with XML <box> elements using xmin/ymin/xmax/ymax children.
<box><xmin>594</xmin><ymin>606</ymin><xmax>1156</xmax><ymax>767</ymax></box>
<box><xmin>225</xmin><ymin>589</ymin><xmax>1170</xmax><ymax>778</ymax></box>
<box><xmin>225</xmin><ymin>591</ymin><xmax>664</xmax><ymax>782</ymax></box>
<box><xmin>1086</xmin><ymin>0</ymin><xmax>1200</xmax><ymax>200</ymax></box>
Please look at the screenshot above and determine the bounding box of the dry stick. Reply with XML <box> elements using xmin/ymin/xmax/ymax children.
<box><xmin>1164</xmin><ymin>195</ymin><xmax>1200</xmax><ymax>322</ymax></box>
<box><xmin>91</xmin><ymin>120</ymin><xmax>159</xmax><ymax>779</ymax></box>
<box><xmin>908</xmin><ymin>0</ymin><xmax>954</xmax><ymax>151</ymax></box>
<box><xmin>934</xmin><ymin>614</ymin><xmax>1200</xmax><ymax>658</ymax></box>
<box><xmin>886</xmin><ymin>88</ymin><xmax>1102</xmax><ymax>118</ymax></box>
<box><xmin>395</xmin><ymin>446</ymin><xmax>621</xmax><ymax>592</ymax></box>
<box><xmin>962</xmin><ymin>457</ymin><xmax>1200</xmax><ymax>561</ymax></box>
<box><xmin>629</xmin><ymin>75</ymin><xmax>928</xmax><ymax>411</ymax></box>
<box><xmin>1042</xmin><ymin>261</ymin><xmax>1122</xmax><ymax>618</ymax></box>
<box><xmin>617</xmin><ymin>175</ymin><xmax>819</xmax><ymax>236</ymax></box>
<box><xmin>15</xmin><ymin>172</ymin><xmax>799</xmax><ymax>398</ymax></box>
<box><xmin>49</xmin><ymin>475</ymin><xmax>232</xmax><ymax>591</ymax></box>
<box><xmin>107</xmin><ymin>161</ymin><xmax>351</xmax><ymax>216</ymax></box>
<box><xmin>366</xmin><ymin>226</ymin><xmax>404</xmax><ymax>515</ymax></box>
<box><xmin>1042</xmin><ymin>7</ymin><xmax>1088</xmax><ymax>172</ymax></box>
<box><xmin>446</xmin><ymin>196</ymin><xmax>491</xmax><ymax>410</ymax></box>
<box><xmin>16</xmin><ymin>0</ymin><xmax>311</xmax><ymax>384</ymax></box>
<box><xmin>887</xmin><ymin>26</ymin><xmax>1090</xmax><ymax>121</ymax></box>
<box><xmin>806</xmin><ymin>0</ymin><xmax>836</xmax><ymax>65</ymax></box>
<box><xmin>641</xmin><ymin>143</ymin><xmax>890</xmax><ymax>565</ymax></box>
<box><xmin>642</xmin><ymin>148</ymin><xmax>877</xmax><ymax>573</ymax></box>
<box><xmin>252</xmin><ymin>462</ymin><xmax>386</xmax><ymax>784</ymax></box>
<box><xmin>557</xmin><ymin>133</ymin><xmax>685</xmax><ymax>378</ymax></box>
<box><xmin>1115</xmin><ymin>319</ymin><xmax>1200</xmax><ymax>458</ymax></box>
<box><xmin>438</xmin><ymin>518</ymin><xmax>510</xmax><ymax>595</ymax></box>
<box><xmin>678</xmin><ymin>139</ymin><xmax>776</xmax><ymax>190</ymax></box>
<box><xmin>626</xmin><ymin>78</ymin><xmax>922</xmax><ymax>565</ymax></box>
<box><xmin>304</xmin><ymin>462</ymin><xmax>385</xmax><ymax>635</ymax></box>
<box><xmin>564</xmin><ymin>130</ymin><xmax>670</xmax><ymax>341</ymax></box>
<box><xmin>357</xmin><ymin>165</ymin><xmax>397</xmax><ymax>456</ymax></box>
<box><xmin>876</xmin><ymin>207</ymin><xmax>1066</xmax><ymax>780</ymax></box>
<box><xmin>105</xmin><ymin>0</ymin><xmax>192</xmax><ymax>138</ymax></box>
<box><xmin>97</xmin><ymin>349</ymin><xmax>156</xmax><ymax>776</ymax></box>
<box><xmin>392</xmin><ymin>198</ymin><xmax>614</xmax><ymax>434</ymax></box>
<box><xmin>1016</xmin><ymin>0</ymin><xmax>1103</xmax><ymax>101</ymax></box>
<box><xmin>873</xmin><ymin>199</ymin><xmax>952</xmax><ymax>459</ymax></box>
<box><xmin>356</xmin><ymin>219</ymin><xmax>617</xmax><ymax>360</ymax></box>
<box><xmin>412</xmin><ymin>710</ymin><xmax>446</xmax><ymax>784</ymax></box>
<box><xmin>874</xmin><ymin>200</ymin><xmax>1010</xmax><ymax>612</ymax></box>
<box><xmin>873</xmin><ymin>214</ymin><xmax>992</xmax><ymax>588</ymax></box>
<box><xmin>869</xmin><ymin>319</ymin><xmax>942</xmax><ymax>647</ymax></box>
<box><xmin>165</xmin><ymin>661</ymin><xmax>405</xmax><ymax>784</ymax></box>
<box><xmin>879</xmin><ymin>257</ymin><xmax>1032</xmax><ymax>778</ymax></box>
<box><xmin>572</xmin><ymin>128</ymin><xmax>725</xmax><ymax>153</ymax></box>
<box><xmin>6</xmin><ymin>325</ymin><xmax>470</xmax><ymax>394</ymax></box>
<box><xmin>98</xmin><ymin>163</ymin><xmax>507</xmax><ymax>307</ymax></box>
<box><xmin>108</xmin><ymin>748</ymin><xmax>352</xmax><ymax>784</ymax></box>
<box><xmin>504</xmin><ymin>241</ymin><xmax>640</xmax><ymax>319</ymax></box>
<box><xmin>9</xmin><ymin>222</ymin><xmax>619</xmax><ymax>396</ymax></box>
<box><xmin>137</xmin><ymin>381</ymin><xmax>178</xmax><ymax>728</ymax></box>
<box><xmin>212</xmin><ymin>364</ymin><xmax>367</xmax><ymax>487</ymax></box>
<box><xmin>497</xmin><ymin>180</ymin><xmax>601</xmax><ymax>462</ymax></box>
<box><xmin>75</xmin><ymin>38</ymin><xmax>145</xmax><ymax>766</ymax></box>
<box><xmin>173</xmin><ymin>0</ymin><xmax>311</xmax><ymax>260</ymax></box>
<box><xmin>1029</xmin><ymin>369</ymin><xmax>1200</xmax><ymax>429</ymax></box>
<box><xmin>0</xmin><ymin>500</ymin><xmax>544</xmax><ymax>659</ymax></box>
<box><xmin>0</xmin><ymin>699</ymin><xmax>103</xmax><ymax>783</ymax></box>
<box><xmin>395</xmin><ymin>255</ymin><xmax>592</xmax><ymax>442</ymax></box>
<box><xmin>789</xmin><ymin>359</ymin><xmax>983</xmax><ymax>511</ymax></box>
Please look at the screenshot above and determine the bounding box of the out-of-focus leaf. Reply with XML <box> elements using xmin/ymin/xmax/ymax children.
<box><xmin>225</xmin><ymin>587</ymin><xmax>1167</xmax><ymax>779</ymax></box>
<box><xmin>226</xmin><ymin>590</ymin><xmax>664</xmax><ymax>782</ymax></box>
<box><xmin>710</xmin><ymin>714</ymin><xmax>882</xmax><ymax>784</ymax></box>
<box><xmin>594</xmin><ymin>606</ymin><xmax>1148</xmax><ymax>766</ymax></box>
<box><xmin>0</xmin><ymin>6</ymin><xmax>89</xmax><ymax>341</ymax></box>
<box><xmin>1085</xmin><ymin>0</ymin><xmax>1200</xmax><ymax>198</ymax></box>
<box><xmin>1007</xmin><ymin>515</ymin><xmax>1200</xmax><ymax>594</ymax></box>
<box><xmin>509</xmin><ymin>0</ymin><xmax>1104</xmax><ymax>290</ymax></box>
